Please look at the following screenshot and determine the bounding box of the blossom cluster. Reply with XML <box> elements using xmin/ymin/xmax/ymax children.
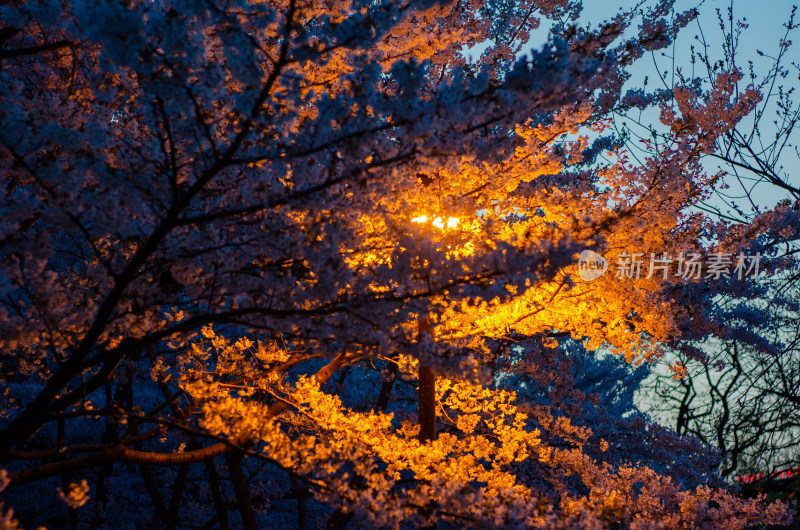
<box><xmin>177</xmin><ymin>328</ymin><xmax>791</xmax><ymax>528</ymax></box>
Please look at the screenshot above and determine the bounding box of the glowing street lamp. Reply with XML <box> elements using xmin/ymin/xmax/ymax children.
<box><xmin>410</xmin><ymin>213</ymin><xmax>462</xmax><ymax>444</ymax></box>
<box><xmin>411</xmin><ymin>215</ymin><xmax>460</xmax><ymax>230</ymax></box>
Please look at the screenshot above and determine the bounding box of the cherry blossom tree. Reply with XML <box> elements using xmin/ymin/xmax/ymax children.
<box><xmin>0</xmin><ymin>0</ymin><xmax>794</xmax><ymax>527</ymax></box>
<box><xmin>633</xmin><ymin>4</ymin><xmax>800</xmax><ymax>488</ymax></box>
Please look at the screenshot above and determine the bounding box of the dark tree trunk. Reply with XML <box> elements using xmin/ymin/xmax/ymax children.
<box><xmin>417</xmin><ymin>317</ymin><xmax>437</xmax><ymax>444</ymax></box>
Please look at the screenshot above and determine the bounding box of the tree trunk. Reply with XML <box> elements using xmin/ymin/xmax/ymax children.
<box><xmin>225</xmin><ymin>451</ymin><xmax>258</xmax><ymax>530</ymax></box>
<box><xmin>418</xmin><ymin>317</ymin><xmax>437</xmax><ymax>443</ymax></box>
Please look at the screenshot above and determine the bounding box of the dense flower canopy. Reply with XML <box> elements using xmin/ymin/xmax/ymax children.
<box><xmin>0</xmin><ymin>0</ymin><xmax>795</xmax><ymax>527</ymax></box>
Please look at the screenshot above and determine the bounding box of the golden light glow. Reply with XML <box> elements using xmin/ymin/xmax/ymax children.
<box><xmin>412</xmin><ymin>215</ymin><xmax>459</xmax><ymax>230</ymax></box>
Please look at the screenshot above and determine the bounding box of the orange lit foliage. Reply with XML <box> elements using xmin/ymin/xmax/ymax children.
<box><xmin>0</xmin><ymin>0</ymin><xmax>792</xmax><ymax>527</ymax></box>
<box><xmin>179</xmin><ymin>327</ymin><xmax>789</xmax><ymax>527</ymax></box>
